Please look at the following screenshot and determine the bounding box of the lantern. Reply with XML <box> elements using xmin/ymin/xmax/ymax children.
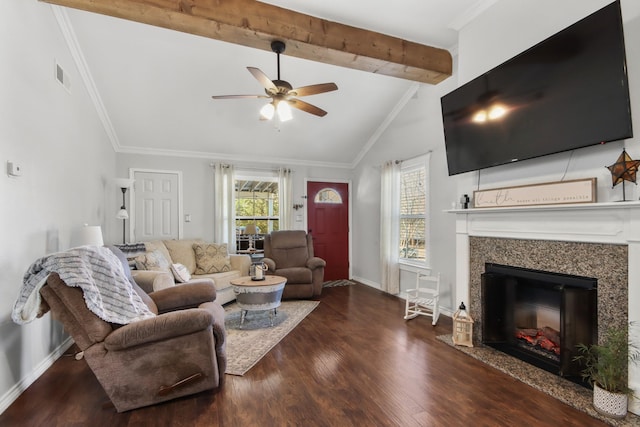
<box><xmin>452</xmin><ymin>302</ymin><xmax>474</xmax><ymax>347</ymax></box>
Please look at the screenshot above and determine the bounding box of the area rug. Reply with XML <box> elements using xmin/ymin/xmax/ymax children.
<box><xmin>224</xmin><ymin>300</ymin><xmax>319</xmax><ymax>375</ymax></box>
<box><xmin>437</xmin><ymin>335</ymin><xmax>640</xmax><ymax>426</ymax></box>
<box><xmin>323</xmin><ymin>279</ymin><xmax>355</xmax><ymax>288</ymax></box>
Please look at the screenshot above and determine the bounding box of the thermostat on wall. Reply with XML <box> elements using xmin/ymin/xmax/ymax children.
<box><xmin>7</xmin><ymin>161</ymin><xmax>22</xmax><ymax>177</ymax></box>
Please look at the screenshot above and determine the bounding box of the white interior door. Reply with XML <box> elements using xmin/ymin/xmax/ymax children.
<box><xmin>132</xmin><ymin>170</ymin><xmax>182</xmax><ymax>241</ymax></box>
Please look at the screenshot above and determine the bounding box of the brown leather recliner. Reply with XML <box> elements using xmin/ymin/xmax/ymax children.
<box><xmin>262</xmin><ymin>230</ymin><xmax>326</xmax><ymax>299</ymax></box>
<box><xmin>38</xmin><ymin>247</ymin><xmax>226</xmax><ymax>412</ymax></box>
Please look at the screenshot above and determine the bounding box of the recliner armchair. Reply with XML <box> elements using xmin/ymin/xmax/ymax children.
<box><xmin>38</xmin><ymin>247</ymin><xmax>226</xmax><ymax>412</ymax></box>
<box><xmin>262</xmin><ymin>230</ymin><xmax>326</xmax><ymax>299</ymax></box>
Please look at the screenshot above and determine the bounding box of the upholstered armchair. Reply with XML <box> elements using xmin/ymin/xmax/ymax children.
<box><xmin>38</xmin><ymin>247</ymin><xmax>226</xmax><ymax>412</ymax></box>
<box><xmin>262</xmin><ymin>230</ymin><xmax>326</xmax><ymax>299</ymax></box>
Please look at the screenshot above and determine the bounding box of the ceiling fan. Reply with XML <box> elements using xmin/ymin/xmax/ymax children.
<box><xmin>212</xmin><ymin>40</ymin><xmax>338</xmax><ymax>121</ymax></box>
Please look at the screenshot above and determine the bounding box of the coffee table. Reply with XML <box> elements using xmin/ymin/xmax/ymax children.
<box><xmin>230</xmin><ymin>275</ymin><xmax>287</xmax><ymax>326</ymax></box>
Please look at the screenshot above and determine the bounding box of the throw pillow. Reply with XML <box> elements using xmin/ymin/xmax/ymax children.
<box><xmin>170</xmin><ymin>263</ymin><xmax>192</xmax><ymax>283</ymax></box>
<box><xmin>134</xmin><ymin>249</ymin><xmax>171</xmax><ymax>272</ymax></box>
<box><xmin>193</xmin><ymin>243</ymin><xmax>232</xmax><ymax>274</ymax></box>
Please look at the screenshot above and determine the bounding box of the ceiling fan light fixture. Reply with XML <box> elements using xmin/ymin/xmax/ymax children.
<box><xmin>260</xmin><ymin>102</ymin><xmax>275</xmax><ymax>120</ymax></box>
<box><xmin>277</xmin><ymin>101</ymin><xmax>292</xmax><ymax>122</ymax></box>
<box><xmin>213</xmin><ymin>40</ymin><xmax>337</xmax><ymax>120</ymax></box>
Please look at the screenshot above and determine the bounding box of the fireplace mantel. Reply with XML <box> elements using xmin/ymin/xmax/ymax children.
<box><xmin>450</xmin><ymin>200</ymin><xmax>640</xmax><ymax>214</ymax></box>
<box><xmin>449</xmin><ymin>201</ymin><xmax>640</xmax><ymax>244</ymax></box>
<box><xmin>450</xmin><ymin>201</ymin><xmax>640</xmax><ymax>415</ymax></box>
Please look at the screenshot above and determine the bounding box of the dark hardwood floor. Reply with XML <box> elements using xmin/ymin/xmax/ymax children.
<box><xmin>0</xmin><ymin>283</ymin><xmax>608</xmax><ymax>426</ymax></box>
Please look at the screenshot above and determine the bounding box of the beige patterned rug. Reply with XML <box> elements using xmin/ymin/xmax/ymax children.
<box><xmin>224</xmin><ymin>300</ymin><xmax>319</xmax><ymax>376</ymax></box>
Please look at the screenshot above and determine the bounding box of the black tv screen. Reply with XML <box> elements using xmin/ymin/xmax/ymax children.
<box><xmin>441</xmin><ymin>0</ymin><xmax>633</xmax><ymax>176</ymax></box>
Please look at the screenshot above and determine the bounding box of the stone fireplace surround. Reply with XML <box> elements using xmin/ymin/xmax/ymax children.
<box><xmin>452</xmin><ymin>201</ymin><xmax>640</xmax><ymax>415</ymax></box>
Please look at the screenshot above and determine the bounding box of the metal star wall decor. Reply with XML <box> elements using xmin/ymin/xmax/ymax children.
<box><xmin>606</xmin><ymin>149</ymin><xmax>640</xmax><ymax>201</ymax></box>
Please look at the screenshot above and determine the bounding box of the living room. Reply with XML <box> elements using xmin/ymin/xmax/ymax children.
<box><xmin>2</xmin><ymin>0</ymin><xmax>640</xmax><ymax>422</ymax></box>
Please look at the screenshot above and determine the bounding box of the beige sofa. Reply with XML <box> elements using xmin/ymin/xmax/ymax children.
<box><xmin>131</xmin><ymin>239</ymin><xmax>251</xmax><ymax>305</ymax></box>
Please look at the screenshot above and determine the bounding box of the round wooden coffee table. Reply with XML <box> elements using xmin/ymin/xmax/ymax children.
<box><xmin>230</xmin><ymin>275</ymin><xmax>287</xmax><ymax>326</ymax></box>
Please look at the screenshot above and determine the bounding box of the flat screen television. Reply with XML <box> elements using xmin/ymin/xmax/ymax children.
<box><xmin>441</xmin><ymin>0</ymin><xmax>633</xmax><ymax>176</ymax></box>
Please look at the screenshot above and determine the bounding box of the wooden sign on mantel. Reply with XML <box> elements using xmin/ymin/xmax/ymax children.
<box><xmin>473</xmin><ymin>178</ymin><xmax>597</xmax><ymax>208</ymax></box>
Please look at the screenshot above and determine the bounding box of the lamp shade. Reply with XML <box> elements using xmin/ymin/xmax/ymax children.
<box><xmin>116</xmin><ymin>209</ymin><xmax>129</xmax><ymax>220</ymax></box>
<box><xmin>260</xmin><ymin>102</ymin><xmax>275</xmax><ymax>120</ymax></box>
<box><xmin>277</xmin><ymin>101</ymin><xmax>292</xmax><ymax>122</ymax></box>
<box><xmin>78</xmin><ymin>225</ymin><xmax>104</xmax><ymax>247</ymax></box>
<box><xmin>114</xmin><ymin>178</ymin><xmax>135</xmax><ymax>189</ymax></box>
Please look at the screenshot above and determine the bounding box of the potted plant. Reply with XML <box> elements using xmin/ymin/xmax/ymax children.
<box><xmin>574</xmin><ymin>324</ymin><xmax>640</xmax><ymax>419</ymax></box>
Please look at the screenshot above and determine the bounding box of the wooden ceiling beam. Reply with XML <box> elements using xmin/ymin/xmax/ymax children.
<box><xmin>40</xmin><ymin>0</ymin><xmax>452</xmax><ymax>84</ymax></box>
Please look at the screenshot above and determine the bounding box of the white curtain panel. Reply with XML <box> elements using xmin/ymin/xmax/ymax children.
<box><xmin>278</xmin><ymin>167</ymin><xmax>293</xmax><ymax>230</ymax></box>
<box><xmin>213</xmin><ymin>163</ymin><xmax>236</xmax><ymax>252</ymax></box>
<box><xmin>380</xmin><ymin>160</ymin><xmax>401</xmax><ymax>294</ymax></box>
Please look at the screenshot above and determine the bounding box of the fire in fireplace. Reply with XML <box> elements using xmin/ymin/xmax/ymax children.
<box><xmin>515</xmin><ymin>327</ymin><xmax>560</xmax><ymax>359</ymax></box>
<box><xmin>482</xmin><ymin>263</ymin><xmax>597</xmax><ymax>385</ymax></box>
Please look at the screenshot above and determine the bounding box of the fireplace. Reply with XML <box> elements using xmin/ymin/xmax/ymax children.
<box><xmin>481</xmin><ymin>263</ymin><xmax>597</xmax><ymax>384</ymax></box>
<box><xmin>451</xmin><ymin>202</ymin><xmax>639</xmax><ymax>414</ymax></box>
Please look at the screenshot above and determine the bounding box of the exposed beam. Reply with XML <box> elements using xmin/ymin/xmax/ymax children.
<box><xmin>40</xmin><ymin>0</ymin><xmax>452</xmax><ymax>84</ymax></box>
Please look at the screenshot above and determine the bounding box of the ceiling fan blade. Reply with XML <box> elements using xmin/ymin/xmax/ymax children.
<box><xmin>247</xmin><ymin>67</ymin><xmax>277</xmax><ymax>92</ymax></box>
<box><xmin>289</xmin><ymin>83</ymin><xmax>338</xmax><ymax>97</ymax></box>
<box><xmin>211</xmin><ymin>94</ymin><xmax>269</xmax><ymax>99</ymax></box>
<box><xmin>288</xmin><ymin>98</ymin><xmax>328</xmax><ymax>117</ymax></box>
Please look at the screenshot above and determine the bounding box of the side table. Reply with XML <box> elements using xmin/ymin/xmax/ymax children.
<box><xmin>230</xmin><ymin>275</ymin><xmax>287</xmax><ymax>326</ymax></box>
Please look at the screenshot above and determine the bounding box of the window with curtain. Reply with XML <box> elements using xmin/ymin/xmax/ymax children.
<box><xmin>234</xmin><ymin>177</ymin><xmax>280</xmax><ymax>234</ymax></box>
<box><xmin>399</xmin><ymin>155</ymin><xmax>429</xmax><ymax>264</ymax></box>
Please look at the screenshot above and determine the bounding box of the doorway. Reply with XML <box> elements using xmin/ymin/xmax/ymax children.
<box><xmin>306</xmin><ymin>181</ymin><xmax>349</xmax><ymax>280</ymax></box>
<box><xmin>131</xmin><ymin>169</ymin><xmax>183</xmax><ymax>242</ymax></box>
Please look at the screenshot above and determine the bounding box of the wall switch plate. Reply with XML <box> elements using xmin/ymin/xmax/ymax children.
<box><xmin>7</xmin><ymin>161</ymin><xmax>22</xmax><ymax>177</ymax></box>
<box><xmin>185</xmin><ymin>214</ymin><xmax>192</xmax><ymax>222</ymax></box>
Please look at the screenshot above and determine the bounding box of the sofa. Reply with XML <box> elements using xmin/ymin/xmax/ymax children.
<box><xmin>37</xmin><ymin>246</ymin><xmax>226</xmax><ymax>412</ymax></box>
<box><xmin>130</xmin><ymin>239</ymin><xmax>251</xmax><ymax>305</ymax></box>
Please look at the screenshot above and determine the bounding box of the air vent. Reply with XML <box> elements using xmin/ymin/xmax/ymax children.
<box><xmin>54</xmin><ymin>61</ymin><xmax>71</xmax><ymax>92</ymax></box>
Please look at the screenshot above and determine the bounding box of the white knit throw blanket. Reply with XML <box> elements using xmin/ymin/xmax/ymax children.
<box><xmin>12</xmin><ymin>246</ymin><xmax>155</xmax><ymax>325</ymax></box>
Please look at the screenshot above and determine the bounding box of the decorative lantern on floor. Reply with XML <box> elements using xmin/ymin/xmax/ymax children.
<box><xmin>452</xmin><ymin>302</ymin><xmax>474</xmax><ymax>347</ymax></box>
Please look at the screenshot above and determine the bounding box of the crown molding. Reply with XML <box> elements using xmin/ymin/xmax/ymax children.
<box><xmin>116</xmin><ymin>145</ymin><xmax>353</xmax><ymax>169</ymax></box>
<box><xmin>51</xmin><ymin>5</ymin><xmax>122</xmax><ymax>152</ymax></box>
<box><xmin>351</xmin><ymin>82</ymin><xmax>420</xmax><ymax>168</ymax></box>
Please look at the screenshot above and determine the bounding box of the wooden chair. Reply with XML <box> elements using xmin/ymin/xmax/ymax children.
<box><xmin>404</xmin><ymin>273</ymin><xmax>440</xmax><ymax>325</ymax></box>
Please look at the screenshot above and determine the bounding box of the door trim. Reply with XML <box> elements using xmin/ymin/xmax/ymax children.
<box><xmin>129</xmin><ymin>168</ymin><xmax>184</xmax><ymax>242</ymax></box>
<box><xmin>305</xmin><ymin>178</ymin><xmax>352</xmax><ymax>280</ymax></box>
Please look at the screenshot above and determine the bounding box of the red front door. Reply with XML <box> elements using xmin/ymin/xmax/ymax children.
<box><xmin>307</xmin><ymin>181</ymin><xmax>349</xmax><ymax>281</ymax></box>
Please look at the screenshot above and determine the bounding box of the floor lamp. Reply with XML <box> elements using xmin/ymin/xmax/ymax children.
<box><xmin>114</xmin><ymin>178</ymin><xmax>135</xmax><ymax>244</ymax></box>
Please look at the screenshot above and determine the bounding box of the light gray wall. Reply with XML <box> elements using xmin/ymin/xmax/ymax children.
<box><xmin>0</xmin><ymin>0</ymin><xmax>116</xmax><ymax>412</ymax></box>
<box><xmin>115</xmin><ymin>153</ymin><xmax>352</xmax><ymax>243</ymax></box>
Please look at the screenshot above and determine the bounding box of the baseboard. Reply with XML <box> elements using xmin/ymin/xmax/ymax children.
<box><xmin>0</xmin><ymin>337</ymin><xmax>74</xmax><ymax>414</ymax></box>
<box><xmin>351</xmin><ymin>276</ymin><xmax>380</xmax><ymax>289</ymax></box>
<box><xmin>352</xmin><ymin>276</ymin><xmax>454</xmax><ymax>318</ymax></box>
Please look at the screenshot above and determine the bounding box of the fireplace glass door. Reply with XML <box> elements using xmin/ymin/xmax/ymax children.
<box><xmin>482</xmin><ymin>263</ymin><xmax>597</xmax><ymax>383</ymax></box>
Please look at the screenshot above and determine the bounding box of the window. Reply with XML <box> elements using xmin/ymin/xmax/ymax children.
<box><xmin>314</xmin><ymin>188</ymin><xmax>342</xmax><ymax>204</ymax></box>
<box><xmin>234</xmin><ymin>178</ymin><xmax>279</xmax><ymax>234</ymax></box>
<box><xmin>399</xmin><ymin>156</ymin><xmax>429</xmax><ymax>264</ymax></box>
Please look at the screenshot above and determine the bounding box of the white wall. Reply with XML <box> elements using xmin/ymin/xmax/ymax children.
<box><xmin>352</xmin><ymin>79</ymin><xmax>459</xmax><ymax>311</ymax></box>
<box><xmin>352</xmin><ymin>0</ymin><xmax>640</xmax><ymax>314</ymax></box>
<box><xmin>0</xmin><ymin>0</ymin><xmax>116</xmax><ymax>412</ymax></box>
<box><xmin>456</xmin><ymin>0</ymin><xmax>640</xmax><ymax>202</ymax></box>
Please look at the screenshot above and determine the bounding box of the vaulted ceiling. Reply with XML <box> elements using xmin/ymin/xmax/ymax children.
<box><xmin>46</xmin><ymin>0</ymin><xmax>497</xmax><ymax>168</ymax></box>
